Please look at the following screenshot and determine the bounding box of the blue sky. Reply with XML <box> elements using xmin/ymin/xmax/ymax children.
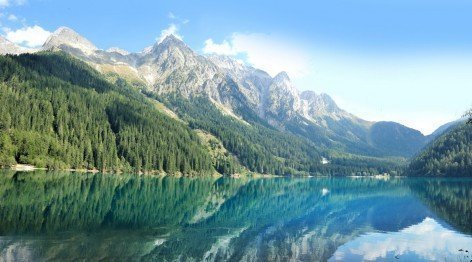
<box><xmin>1</xmin><ymin>0</ymin><xmax>471</xmax><ymax>134</ymax></box>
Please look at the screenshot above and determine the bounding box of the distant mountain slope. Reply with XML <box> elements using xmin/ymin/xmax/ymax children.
<box><xmin>368</xmin><ymin>121</ymin><xmax>427</xmax><ymax>157</ymax></box>
<box><xmin>406</xmin><ymin>122</ymin><xmax>472</xmax><ymax>176</ymax></box>
<box><xmin>427</xmin><ymin>118</ymin><xmax>466</xmax><ymax>141</ymax></box>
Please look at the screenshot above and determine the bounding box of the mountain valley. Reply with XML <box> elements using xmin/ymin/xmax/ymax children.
<box><xmin>0</xmin><ymin>27</ymin><xmax>459</xmax><ymax>175</ymax></box>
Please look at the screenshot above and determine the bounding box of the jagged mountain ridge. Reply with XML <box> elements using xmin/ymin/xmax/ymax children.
<box><xmin>0</xmin><ymin>26</ymin><xmax>430</xmax><ymax>158</ymax></box>
<box><xmin>0</xmin><ymin>27</ymin><xmax>362</xmax><ymax>122</ymax></box>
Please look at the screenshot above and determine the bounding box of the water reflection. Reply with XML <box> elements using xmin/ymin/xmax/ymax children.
<box><xmin>330</xmin><ymin>217</ymin><xmax>472</xmax><ymax>261</ymax></box>
<box><xmin>408</xmin><ymin>178</ymin><xmax>472</xmax><ymax>235</ymax></box>
<box><xmin>0</xmin><ymin>171</ymin><xmax>471</xmax><ymax>261</ymax></box>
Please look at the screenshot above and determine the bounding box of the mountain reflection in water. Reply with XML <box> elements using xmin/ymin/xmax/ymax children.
<box><xmin>0</xmin><ymin>170</ymin><xmax>470</xmax><ymax>261</ymax></box>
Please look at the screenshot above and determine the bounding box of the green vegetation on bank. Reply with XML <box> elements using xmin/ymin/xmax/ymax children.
<box><xmin>406</xmin><ymin>122</ymin><xmax>472</xmax><ymax>176</ymax></box>
<box><xmin>0</xmin><ymin>52</ymin><xmax>213</xmax><ymax>173</ymax></box>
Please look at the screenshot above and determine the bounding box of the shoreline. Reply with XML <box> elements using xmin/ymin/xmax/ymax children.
<box><xmin>5</xmin><ymin>165</ymin><xmax>401</xmax><ymax>179</ymax></box>
<box><xmin>6</xmin><ymin>164</ymin><xmax>224</xmax><ymax>177</ymax></box>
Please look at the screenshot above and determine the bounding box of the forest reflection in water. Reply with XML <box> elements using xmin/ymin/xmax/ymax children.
<box><xmin>0</xmin><ymin>170</ymin><xmax>471</xmax><ymax>261</ymax></box>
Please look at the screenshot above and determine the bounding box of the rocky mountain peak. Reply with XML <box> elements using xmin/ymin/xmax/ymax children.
<box><xmin>160</xmin><ymin>34</ymin><xmax>183</xmax><ymax>45</ymax></box>
<box><xmin>301</xmin><ymin>91</ymin><xmax>337</xmax><ymax>107</ymax></box>
<box><xmin>43</xmin><ymin>27</ymin><xmax>98</xmax><ymax>55</ymax></box>
<box><xmin>106</xmin><ymin>47</ymin><xmax>130</xmax><ymax>56</ymax></box>
<box><xmin>273</xmin><ymin>71</ymin><xmax>291</xmax><ymax>83</ymax></box>
<box><xmin>144</xmin><ymin>34</ymin><xmax>193</xmax><ymax>61</ymax></box>
<box><xmin>299</xmin><ymin>90</ymin><xmax>344</xmax><ymax>120</ymax></box>
<box><xmin>266</xmin><ymin>71</ymin><xmax>302</xmax><ymax>119</ymax></box>
<box><xmin>317</xmin><ymin>93</ymin><xmax>339</xmax><ymax>112</ymax></box>
<box><xmin>0</xmin><ymin>35</ymin><xmax>29</xmax><ymax>55</ymax></box>
<box><xmin>270</xmin><ymin>71</ymin><xmax>298</xmax><ymax>97</ymax></box>
<box><xmin>300</xmin><ymin>90</ymin><xmax>317</xmax><ymax>100</ymax></box>
<box><xmin>141</xmin><ymin>45</ymin><xmax>153</xmax><ymax>55</ymax></box>
<box><xmin>153</xmin><ymin>35</ymin><xmax>188</xmax><ymax>51</ymax></box>
<box><xmin>207</xmin><ymin>54</ymin><xmax>247</xmax><ymax>77</ymax></box>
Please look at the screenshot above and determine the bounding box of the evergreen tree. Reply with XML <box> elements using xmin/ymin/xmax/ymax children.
<box><xmin>407</xmin><ymin>122</ymin><xmax>472</xmax><ymax>176</ymax></box>
<box><xmin>0</xmin><ymin>52</ymin><xmax>213</xmax><ymax>174</ymax></box>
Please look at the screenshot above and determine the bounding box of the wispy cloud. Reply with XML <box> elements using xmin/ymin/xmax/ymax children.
<box><xmin>4</xmin><ymin>25</ymin><xmax>51</xmax><ymax>48</ymax></box>
<box><xmin>157</xmin><ymin>23</ymin><xmax>182</xmax><ymax>44</ymax></box>
<box><xmin>0</xmin><ymin>0</ymin><xmax>26</xmax><ymax>8</ymax></box>
<box><xmin>203</xmin><ymin>39</ymin><xmax>235</xmax><ymax>56</ymax></box>
<box><xmin>167</xmin><ymin>12</ymin><xmax>189</xmax><ymax>25</ymax></box>
<box><xmin>168</xmin><ymin>12</ymin><xmax>176</xmax><ymax>20</ymax></box>
<box><xmin>203</xmin><ymin>33</ymin><xmax>312</xmax><ymax>78</ymax></box>
<box><xmin>7</xmin><ymin>13</ymin><xmax>16</xmax><ymax>21</ymax></box>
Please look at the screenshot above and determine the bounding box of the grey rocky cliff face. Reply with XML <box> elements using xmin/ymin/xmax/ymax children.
<box><xmin>300</xmin><ymin>91</ymin><xmax>343</xmax><ymax>119</ymax></box>
<box><xmin>267</xmin><ymin>72</ymin><xmax>301</xmax><ymax>119</ymax></box>
<box><xmin>136</xmin><ymin>35</ymin><xmax>222</xmax><ymax>100</ymax></box>
<box><xmin>107</xmin><ymin>47</ymin><xmax>130</xmax><ymax>56</ymax></box>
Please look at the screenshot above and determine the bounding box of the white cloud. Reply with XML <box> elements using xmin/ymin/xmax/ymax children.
<box><xmin>0</xmin><ymin>0</ymin><xmax>26</xmax><ymax>8</ymax></box>
<box><xmin>157</xmin><ymin>23</ymin><xmax>182</xmax><ymax>44</ymax></box>
<box><xmin>203</xmin><ymin>33</ymin><xmax>312</xmax><ymax>78</ymax></box>
<box><xmin>167</xmin><ymin>12</ymin><xmax>189</xmax><ymax>24</ymax></box>
<box><xmin>5</xmin><ymin>25</ymin><xmax>51</xmax><ymax>48</ymax></box>
<box><xmin>7</xmin><ymin>14</ymin><xmax>16</xmax><ymax>21</ymax></box>
<box><xmin>203</xmin><ymin>39</ymin><xmax>235</xmax><ymax>56</ymax></box>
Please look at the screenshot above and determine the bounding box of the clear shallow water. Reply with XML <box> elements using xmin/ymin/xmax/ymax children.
<box><xmin>0</xmin><ymin>171</ymin><xmax>471</xmax><ymax>261</ymax></box>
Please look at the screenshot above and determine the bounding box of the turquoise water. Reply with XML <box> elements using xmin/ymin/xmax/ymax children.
<box><xmin>0</xmin><ymin>170</ymin><xmax>471</xmax><ymax>261</ymax></box>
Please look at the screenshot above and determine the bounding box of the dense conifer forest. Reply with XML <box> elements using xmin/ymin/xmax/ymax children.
<box><xmin>407</xmin><ymin>122</ymin><xmax>472</xmax><ymax>176</ymax></box>
<box><xmin>154</xmin><ymin>95</ymin><xmax>402</xmax><ymax>176</ymax></box>
<box><xmin>0</xmin><ymin>52</ymin><xmax>213</xmax><ymax>173</ymax></box>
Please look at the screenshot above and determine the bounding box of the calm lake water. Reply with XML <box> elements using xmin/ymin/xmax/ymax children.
<box><xmin>0</xmin><ymin>170</ymin><xmax>471</xmax><ymax>261</ymax></box>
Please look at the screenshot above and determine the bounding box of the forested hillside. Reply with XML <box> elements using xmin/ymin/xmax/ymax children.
<box><xmin>406</xmin><ymin>122</ymin><xmax>472</xmax><ymax>176</ymax></box>
<box><xmin>153</xmin><ymin>94</ymin><xmax>402</xmax><ymax>176</ymax></box>
<box><xmin>368</xmin><ymin>121</ymin><xmax>427</xmax><ymax>157</ymax></box>
<box><xmin>0</xmin><ymin>52</ymin><xmax>403</xmax><ymax>176</ymax></box>
<box><xmin>0</xmin><ymin>52</ymin><xmax>213</xmax><ymax>174</ymax></box>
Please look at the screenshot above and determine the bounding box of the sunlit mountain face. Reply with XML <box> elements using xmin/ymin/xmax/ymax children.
<box><xmin>0</xmin><ymin>171</ymin><xmax>471</xmax><ymax>261</ymax></box>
